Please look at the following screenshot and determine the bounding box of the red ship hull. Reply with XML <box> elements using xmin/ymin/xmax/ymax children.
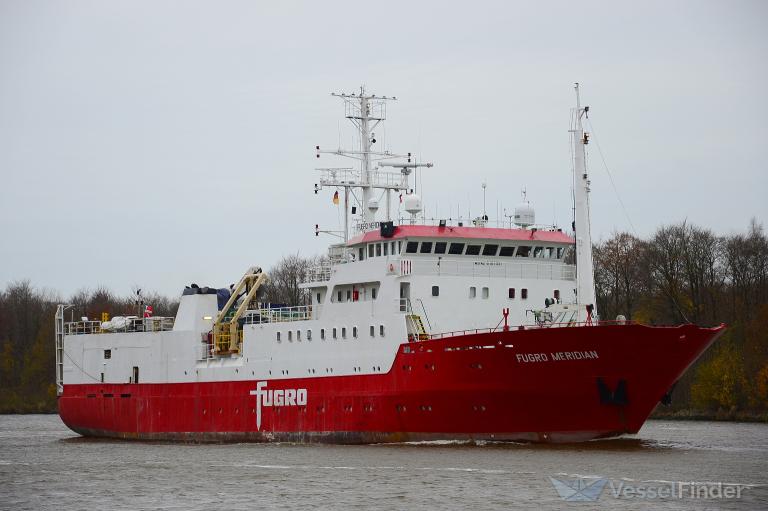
<box><xmin>58</xmin><ymin>323</ymin><xmax>724</xmax><ymax>443</ymax></box>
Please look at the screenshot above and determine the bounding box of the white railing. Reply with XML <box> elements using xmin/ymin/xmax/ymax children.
<box><xmin>304</xmin><ymin>263</ymin><xmax>333</xmax><ymax>283</ymax></box>
<box><xmin>242</xmin><ymin>305</ymin><xmax>320</xmax><ymax>324</ymax></box>
<box><xmin>407</xmin><ymin>258</ymin><xmax>576</xmax><ymax>280</ymax></box>
<box><xmin>64</xmin><ymin>316</ymin><xmax>175</xmax><ymax>335</ymax></box>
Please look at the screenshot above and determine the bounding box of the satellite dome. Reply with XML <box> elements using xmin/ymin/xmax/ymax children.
<box><xmin>403</xmin><ymin>194</ymin><xmax>423</xmax><ymax>215</ymax></box>
<box><xmin>513</xmin><ymin>201</ymin><xmax>535</xmax><ymax>228</ymax></box>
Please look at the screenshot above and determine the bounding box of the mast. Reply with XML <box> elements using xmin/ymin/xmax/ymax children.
<box><xmin>570</xmin><ymin>83</ymin><xmax>597</xmax><ymax>321</ymax></box>
<box><xmin>315</xmin><ymin>87</ymin><xmax>432</xmax><ymax>241</ymax></box>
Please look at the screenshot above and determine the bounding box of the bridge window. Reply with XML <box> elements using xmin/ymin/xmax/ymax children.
<box><xmin>533</xmin><ymin>246</ymin><xmax>544</xmax><ymax>258</ymax></box>
<box><xmin>420</xmin><ymin>242</ymin><xmax>433</xmax><ymax>254</ymax></box>
<box><xmin>521</xmin><ymin>288</ymin><xmax>528</xmax><ymax>300</ymax></box>
<box><xmin>383</xmin><ymin>243</ymin><xmax>388</xmax><ymax>256</ymax></box>
<box><xmin>482</xmin><ymin>244</ymin><xmax>499</xmax><ymax>256</ymax></box>
<box><xmin>346</xmin><ymin>290</ymin><xmax>352</xmax><ymax>301</ymax></box>
<box><xmin>499</xmin><ymin>246</ymin><xmax>515</xmax><ymax>257</ymax></box>
<box><xmin>320</xmin><ymin>328</ymin><xmax>325</xmax><ymax>340</ymax></box>
<box><xmin>368</xmin><ymin>244</ymin><xmax>374</xmax><ymax>257</ymax></box>
<box><xmin>337</xmin><ymin>290</ymin><xmax>343</xmax><ymax>302</ymax></box>
<box><xmin>449</xmin><ymin>242</ymin><xmax>465</xmax><ymax>255</ymax></box>
<box><xmin>469</xmin><ymin>286</ymin><xmax>476</xmax><ymax>298</ymax></box>
<box><xmin>398</xmin><ymin>241</ymin><xmax>402</xmax><ymax>253</ymax></box>
<box><xmin>517</xmin><ymin>246</ymin><xmax>531</xmax><ymax>257</ymax></box>
<box><xmin>405</xmin><ymin>241</ymin><xmax>418</xmax><ymax>253</ymax></box>
<box><xmin>376</xmin><ymin>243</ymin><xmax>382</xmax><ymax>257</ymax></box>
<box><xmin>358</xmin><ymin>247</ymin><xmax>365</xmax><ymax>261</ymax></box>
<box><xmin>482</xmin><ymin>287</ymin><xmax>489</xmax><ymax>299</ymax></box>
<box><xmin>434</xmin><ymin>241</ymin><xmax>447</xmax><ymax>254</ymax></box>
<box><xmin>465</xmin><ymin>244</ymin><xmax>481</xmax><ymax>255</ymax></box>
<box><xmin>391</xmin><ymin>241</ymin><xmax>397</xmax><ymax>254</ymax></box>
<box><xmin>556</xmin><ymin>247</ymin><xmax>564</xmax><ymax>259</ymax></box>
<box><xmin>370</xmin><ymin>325</ymin><xmax>375</xmax><ymax>337</ymax></box>
<box><xmin>508</xmin><ymin>288</ymin><xmax>515</xmax><ymax>299</ymax></box>
<box><xmin>546</xmin><ymin>247</ymin><xmax>555</xmax><ymax>258</ymax></box>
<box><xmin>432</xmin><ymin>285</ymin><xmax>440</xmax><ymax>297</ymax></box>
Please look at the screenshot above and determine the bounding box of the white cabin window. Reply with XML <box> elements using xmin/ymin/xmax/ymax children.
<box><xmin>276</xmin><ymin>332</ymin><xmax>281</xmax><ymax>342</ymax></box>
<box><xmin>346</xmin><ymin>290</ymin><xmax>352</xmax><ymax>301</ymax></box>
<box><xmin>342</xmin><ymin>327</ymin><xmax>347</xmax><ymax>339</ymax></box>
<box><xmin>499</xmin><ymin>246</ymin><xmax>515</xmax><ymax>257</ymax></box>
<box><xmin>533</xmin><ymin>246</ymin><xmax>544</xmax><ymax>258</ymax></box>
<box><xmin>554</xmin><ymin>289</ymin><xmax>560</xmax><ymax>301</ymax></box>
<box><xmin>508</xmin><ymin>288</ymin><xmax>516</xmax><ymax>299</ymax></box>
<box><xmin>333</xmin><ymin>327</ymin><xmax>337</xmax><ymax>339</ymax></box>
<box><xmin>432</xmin><ymin>285</ymin><xmax>439</xmax><ymax>297</ymax></box>
<box><xmin>296</xmin><ymin>330</ymin><xmax>301</xmax><ymax>341</ymax></box>
<box><xmin>379</xmin><ymin>325</ymin><xmax>385</xmax><ymax>336</ymax></box>
<box><xmin>372</xmin><ymin>287</ymin><xmax>377</xmax><ymax>300</ymax></box>
<box><xmin>434</xmin><ymin>241</ymin><xmax>447</xmax><ymax>254</ymax></box>
<box><xmin>398</xmin><ymin>241</ymin><xmax>402</xmax><ymax>253</ymax></box>
<box><xmin>482</xmin><ymin>287</ymin><xmax>489</xmax><ymax>299</ymax></box>
<box><xmin>358</xmin><ymin>247</ymin><xmax>365</xmax><ymax>261</ymax></box>
<box><xmin>337</xmin><ymin>290</ymin><xmax>343</xmax><ymax>302</ymax></box>
<box><xmin>352</xmin><ymin>326</ymin><xmax>358</xmax><ymax>338</ymax></box>
<box><xmin>368</xmin><ymin>244</ymin><xmax>374</xmax><ymax>257</ymax></box>
<box><xmin>370</xmin><ymin>325</ymin><xmax>375</xmax><ymax>337</ymax></box>
<box><xmin>320</xmin><ymin>328</ymin><xmax>325</xmax><ymax>340</ymax></box>
<box><xmin>546</xmin><ymin>247</ymin><xmax>554</xmax><ymax>258</ymax></box>
<box><xmin>288</xmin><ymin>331</ymin><xmax>293</xmax><ymax>341</ymax></box>
<box><xmin>469</xmin><ymin>287</ymin><xmax>476</xmax><ymax>298</ymax></box>
<box><xmin>522</xmin><ymin>288</ymin><xmax>528</xmax><ymax>300</ymax></box>
<box><xmin>391</xmin><ymin>241</ymin><xmax>397</xmax><ymax>254</ymax></box>
<box><xmin>316</xmin><ymin>292</ymin><xmax>321</xmax><ymax>303</ymax></box>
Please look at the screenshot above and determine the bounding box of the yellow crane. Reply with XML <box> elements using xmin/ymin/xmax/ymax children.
<box><xmin>213</xmin><ymin>266</ymin><xmax>268</xmax><ymax>354</ymax></box>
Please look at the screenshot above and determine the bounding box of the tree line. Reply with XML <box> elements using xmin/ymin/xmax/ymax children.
<box><xmin>0</xmin><ymin>222</ymin><xmax>766</xmax><ymax>417</ymax></box>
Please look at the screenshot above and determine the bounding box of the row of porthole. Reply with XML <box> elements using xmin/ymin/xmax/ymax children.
<box><xmin>277</xmin><ymin>325</ymin><xmax>386</xmax><ymax>343</ymax></box>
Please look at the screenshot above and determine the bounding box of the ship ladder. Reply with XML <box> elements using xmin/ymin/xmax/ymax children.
<box><xmin>407</xmin><ymin>314</ymin><xmax>429</xmax><ymax>341</ymax></box>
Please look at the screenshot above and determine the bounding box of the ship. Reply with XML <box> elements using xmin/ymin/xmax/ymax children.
<box><xmin>55</xmin><ymin>85</ymin><xmax>724</xmax><ymax>443</ymax></box>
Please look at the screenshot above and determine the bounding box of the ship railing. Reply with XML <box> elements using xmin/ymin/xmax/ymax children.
<box><xmin>241</xmin><ymin>305</ymin><xmax>320</xmax><ymax>324</ymax></box>
<box><xmin>425</xmin><ymin>319</ymin><xmax>638</xmax><ymax>341</ymax></box>
<box><xmin>406</xmin><ymin>258</ymin><xmax>576</xmax><ymax>281</ymax></box>
<box><xmin>64</xmin><ymin>316</ymin><xmax>175</xmax><ymax>335</ymax></box>
<box><xmin>304</xmin><ymin>263</ymin><xmax>333</xmax><ymax>283</ymax></box>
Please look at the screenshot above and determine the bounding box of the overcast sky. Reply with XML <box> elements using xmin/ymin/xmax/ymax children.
<box><xmin>1</xmin><ymin>0</ymin><xmax>766</xmax><ymax>299</ymax></box>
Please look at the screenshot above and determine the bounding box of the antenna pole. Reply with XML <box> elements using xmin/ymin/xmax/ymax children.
<box><xmin>570</xmin><ymin>83</ymin><xmax>597</xmax><ymax>321</ymax></box>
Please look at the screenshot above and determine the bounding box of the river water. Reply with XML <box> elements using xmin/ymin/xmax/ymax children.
<box><xmin>1</xmin><ymin>415</ymin><xmax>766</xmax><ymax>510</ymax></box>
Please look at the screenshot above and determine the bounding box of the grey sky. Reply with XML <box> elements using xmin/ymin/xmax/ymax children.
<box><xmin>1</xmin><ymin>0</ymin><xmax>766</xmax><ymax>299</ymax></box>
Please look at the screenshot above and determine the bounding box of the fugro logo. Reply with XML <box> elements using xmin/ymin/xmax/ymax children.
<box><xmin>249</xmin><ymin>381</ymin><xmax>307</xmax><ymax>430</ymax></box>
